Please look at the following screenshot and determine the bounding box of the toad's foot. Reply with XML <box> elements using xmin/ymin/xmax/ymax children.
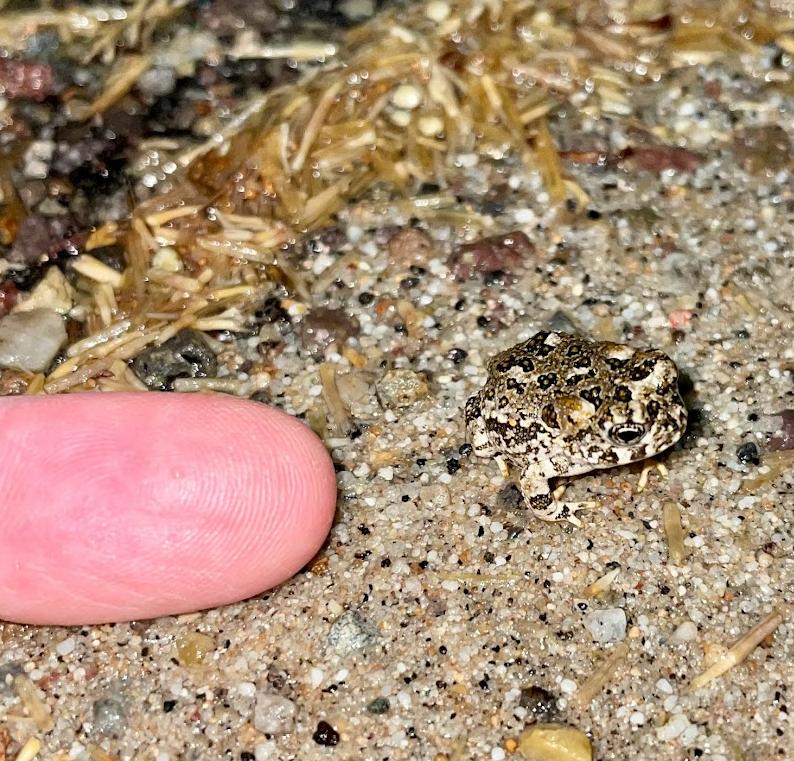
<box><xmin>520</xmin><ymin>472</ymin><xmax>598</xmax><ymax>527</ymax></box>
<box><xmin>495</xmin><ymin>455</ymin><xmax>511</xmax><ymax>478</ymax></box>
<box><xmin>636</xmin><ymin>459</ymin><xmax>669</xmax><ymax>493</ymax></box>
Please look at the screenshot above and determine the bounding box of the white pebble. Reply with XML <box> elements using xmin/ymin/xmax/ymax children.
<box><xmin>391</xmin><ymin>84</ymin><xmax>423</xmax><ymax>110</ymax></box>
<box><xmin>559</xmin><ymin>678</ymin><xmax>577</xmax><ymax>695</ymax></box>
<box><xmin>378</xmin><ymin>466</ymin><xmax>395</xmax><ymax>481</ymax></box>
<box><xmin>309</xmin><ymin>667</ymin><xmax>324</xmax><ymax>688</ymax></box>
<box><xmin>56</xmin><ymin>637</ymin><xmax>76</xmax><ymax>656</ymax></box>
<box><xmin>657</xmin><ymin>713</ymin><xmax>690</xmax><ymax>741</ymax></box>
<box><xmin>236</xmin><ymin>681</ymin><xmax>256</xmax><ymax>698</ymax></box>
<box><xmin>490</xmin><ymin>748</ymin><xmax>506</xmax><ymax>761</ymax></box>
<box><xmin>152</xmin><ymin>246</ymin><xmax>183</xmax><ymax>272</ymax></box>
<box><xmin>425</xmin><ymin>0</ymin><xmax>450</xmax><ymax>22</ymax></box>
<box><xmin>418</xmin><ymin>115</ymin><xmax>444</xmax><ymax>137</ymax></box>
<box><xmin>672</xmin><ymin>620</ymin><xmax>698</xmax><ymax>642</ymax></box>
<box><xmin>584</xmin><ymin>608</ymin><xmax>627</xmax><ymax>643</ymax></box>
<box><xmin>655</xmin><ymin>678</ymin><xmax>673</xmax><ymax>694</ymax></box>
<box><xmin>629</xmin><ymin>711</ymin><xmax>646</xmax><ymax>726</ymax></box>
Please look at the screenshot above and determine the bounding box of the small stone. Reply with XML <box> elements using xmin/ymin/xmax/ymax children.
<box><xmin>366</xmin><ymin>697</ymin><xmax>390</xmax><ymax>714</ymax></box>
<box><xmin>518</xmin><ymin>686</ymin><xmax>558</xmax><ymax>723</ymax></box>
<box><xmin>137</xmin><ymin>66</ymin><xmax>177</xmax><ymax>99</ymax></box>
<box><xmin>375</xmin><ymin>369</ymin><xmax>429</xmax><ymax>409</ymax></box>
<box><xmin>152</xmin><ymin>247</ymin><xmax>183</xmax><ymax>272</ymax></box>
<box><xmin>736</xmin><ymin>441</ymin><xmax>760</xmax><ymax>466</ymax></box>
<box><xmin>13</xmin><ymin>266</ymin><xmax>74</xmax><ymax>315</ymax></box>
<box><xmin>391</xmin><ymin>84</ymin><xmax>423</xmax><ymax>110</ymax></box>
<box><xmin>131</xmin><ymin>329</ymin><xmax>217</xmax><ymax>390</ymax></box>
<box><xmin>312</xmin><ymin>720</ymin><xmax>340</xmax><ymax>746</ymax></box>
<box><xmin>92</xmin><ymin>695</ymin><xmax>127</xmax><ymax>738</ymax></box>
<box><xmin>55</xmin><ymin>637</ymin><xmax>76</xmax><ymax>656</ymax></box>
<box><xmin>0</xmin><ymin>58</ymin><xmax>54</xmax><ymax>101</ymax></box>
<box><xmin>253</xmin><ymin>693</ymin><xmax>296</xmax><ymax>735</ymax></box>
<box><xmin>387</xmin><ymin>227</ymin><xmax>436</xmax><ymax>269</ymax></box>
<box><xmin>301</xmin><ymin>307</ymin><xmax>359</xmax><ymax>356</ymax></box>
<box><xmin>0</xmin><ymin>661</ymin><xmax>23</xmax><ymax>694</ymax></box>
<box><xmin>418</xmin><ymin>116</ymin><xmax>445</xmax><ymax>137</ymax></box>
<box><xmin>656</xmin><ymin>713</ymin><xmax>690</xmax><ymax>741</ymax></box>
<box><xmin>0</xmin><ymin>308</ymin><xmax>66</xmax><ymax>372</ymax></box>
<box><xmin>518</xmin><ymin>723</ymin><xmax>592</xmax><ymax>761</ymax></box>
<box><xmin>327</xmin><ymin>610</ymin><xmax>379</xmax><ymax>655</ymax></box>
<box><xmin>448</xmin><ymin>230</ymin><xmax>535</xmax><ymax>281</ymax></box>
<box><xmin>425</xmin><ymin>0</ymin><xmax>450</xmax><ymax>22</ymax></box>
<box><xmin>672</xmin><ymin>620</ymin><xmax>698</xmax><ymax>642</ymax></box>
<box><xmin>733</xmin><ymin>125</ymin><xmax>791</xmax><ymax>173</ymax></box>
<box><xmin>583</xmin><ymin>608</ymin><xmax>627</xmax><ymax>643</ymax></box>
<box><xmin>175</xmin><ymin>632</ymin><xmax>215</xmax><ymax>666</ymax></box>
<box><xmin>619</xmin><ymin>144</ymin><xmax>702</xmax><ymax>173</ymax></box>
<box><xmin>338</xmin><ymin>0</ymin><xmax>374</xmax><ymax>21</ymax></box>
<box><xmin>769</xmin><ymin>410</ymin><xmax>794</xmax><ymax>452</ymax></box>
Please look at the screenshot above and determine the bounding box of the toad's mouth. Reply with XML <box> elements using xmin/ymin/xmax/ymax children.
<box><xmin>607</xmin><ymin>422</ymin><xmax>647</xmax><ymax>447</ymax></box>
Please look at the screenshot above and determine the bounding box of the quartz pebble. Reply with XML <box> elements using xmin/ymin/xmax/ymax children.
<box><xmin>0</xmin><ymin>308</ymin><xmax>66</xmax><ymax>372</ymax></box>
<box><xmin>92</xmin><ymin>695</ymin><xmax>128</xmax><ymax>738</ymax></box>
<box><xmin>253</xmin><ymin>693</ymin><xmax>296</xmax><ymax>735</ymax></box>
<box><xmin>672</xmin><ymin>621</ymin><xmax>698</xmax><ymax>642</ymax></box>
<box><xmin>327</xmin><ymin>610</ymin><xmax>379</xmax><ymax>654</ymax></box>
<box><xmin>583</xmin><ymin>608</ymin><xmax>627</xmax><ymax>643</ymax></box>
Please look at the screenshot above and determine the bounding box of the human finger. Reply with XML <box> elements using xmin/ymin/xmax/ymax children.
<box><xmin>0</xmin><ymin>393</ymin><xmax>336</xmax><ymax>625</ymax></box>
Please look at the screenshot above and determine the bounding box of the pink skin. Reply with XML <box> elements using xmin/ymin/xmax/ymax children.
<box><xmin>0</xmin><ymin>393</ymin><xmax>337</xmax><ymax>626</ymax></box>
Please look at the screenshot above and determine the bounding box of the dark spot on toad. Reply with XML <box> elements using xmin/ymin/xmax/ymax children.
<box><xmin>629</xmin><ymin>360</ymin><xmax>656</xmax><ymax>381</ymax></box>
<box><xmin>537</xmin><ymin>372</ymin><xmax>557</xmax><ymax>390</ymax></box>
<box><xmin>580</xmin><ymin>386</ymin><xmax>603</xmax><ymax>409</ymax></box>
<box><xmin>541</xmin><ymin>404</ymin><xmax>559</xmax><ymax>428</ymax></box>
<box><xmin>613</xmin><ymin>385</ymin><xmax>632</xmax><ymax>403</ymax></box>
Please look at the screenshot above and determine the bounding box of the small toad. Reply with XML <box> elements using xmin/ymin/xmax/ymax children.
<box><xmin>465</xmin><ymin>331</ymin><xmax>687</xmax><ymax>525</ymax></box>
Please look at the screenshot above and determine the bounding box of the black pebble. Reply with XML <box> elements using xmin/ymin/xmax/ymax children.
<box><xmin>358</xmin><ymin>291</ymin><xmax>375</xmax><ymax>305</ymax></box>
<box><xmin>446</xmin><ymin>347</ymin><xmax>468</xmax><ymax>364</ymax></box>
<box><xmin>162</xmin><ymin>700</ymin><xmax>176</xmax><ymax>713</ymax></box>
<box><xmin>313</xmin><ymin>720</ymin><xmax>340</xmax><ymax>746</ymax></box>
<box><xmin>736</xmin><ymin>441</ymin><xmax>761</xmax><ymax>466</ymax></box>
<box><xmin>518</xmin><ymin>685</ymin><xmax>558</xmax><ymax>722</ymax></box>
<box><xmin>446</xmin><ymin>458</ymin><xmax>461</xmax><ymax>474</ymax></box>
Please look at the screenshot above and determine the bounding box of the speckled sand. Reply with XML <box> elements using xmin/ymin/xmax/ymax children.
<box><xmin>2</xmin><ymin>7</ymin><xmax>793</xmax><ymax>761</ymax></box>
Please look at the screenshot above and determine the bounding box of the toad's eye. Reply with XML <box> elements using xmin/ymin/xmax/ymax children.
<box><xmin>609</xmin><ymin>423</ymin><xmax>646</xmax><ymax>447</ymax></box>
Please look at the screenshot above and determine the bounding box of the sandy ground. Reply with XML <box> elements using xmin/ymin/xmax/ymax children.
<box><xmin>1</xmin><ymin>4</ymin><xmax>793</xmax><ymax>761</ymax></box>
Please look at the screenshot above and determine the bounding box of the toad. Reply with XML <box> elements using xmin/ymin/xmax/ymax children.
<box><xmin>465</xmin><ymin>331</ymin><xmax>687</xmax><ymax>525</ymax></box>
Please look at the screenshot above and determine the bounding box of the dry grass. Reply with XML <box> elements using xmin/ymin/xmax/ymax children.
<box><xmin>20</xmin><ymin>0</ymin><xmax>792</xmax><ymax>393</ymax></box>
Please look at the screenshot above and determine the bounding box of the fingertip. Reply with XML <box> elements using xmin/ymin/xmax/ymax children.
<box><xmin>0</xmin><ymin>393</ymin><xmax>337</xmax><ymax>625</ymax></box>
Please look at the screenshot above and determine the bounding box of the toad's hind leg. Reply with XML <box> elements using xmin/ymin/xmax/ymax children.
<box><xmin>518</xmin><ymin>460</ymin><xmax>598</xmax><ymax>527</ymax></box>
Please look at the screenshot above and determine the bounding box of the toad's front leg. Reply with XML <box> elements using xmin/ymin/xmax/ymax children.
<box><xmin>518</xmin><ymin>460</ymin><xmax>597</xmax><ymax>527</ymax></box>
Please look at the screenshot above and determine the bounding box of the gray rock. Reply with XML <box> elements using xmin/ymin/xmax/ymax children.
<box><xmin>583</xmin><ymin>608</ymin><xmax>627</xmax><ymax>643</ymax></box>
<box><xmin>137</xmin><ymin>66</ymin><xmax>177</xmax><ymax>99</ymax></box>
<box><xmin>253</xmin><ymin>692</ymin><xmax>296</xmax><ymax>735</ymax></box>
<box><xmin>0</xmin><ymin>309</ymin><xmax>66</xmax><ymax>372</ymax></box>
<box><xmin>327</xmin><ymin>610</ymin><xmax>379</xmax><ymax>655</ymax></box>
<box><xmin>130</xmin><ymin>329</ymin><xmax>216</xmax><ymax>390</ymax></box>
<box><xmin>92</xmin><ymin>695</ymin><xmax>127</xmax><ymax>737</ymax></box>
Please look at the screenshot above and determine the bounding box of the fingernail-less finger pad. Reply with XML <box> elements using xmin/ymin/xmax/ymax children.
<box><xmin>0</xmin><ymin>393</ymin><xmax>337</xmax><ymax>625</ymax></box>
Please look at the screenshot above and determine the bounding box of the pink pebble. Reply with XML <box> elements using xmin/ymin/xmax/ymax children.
<box><xmin>0</xmin><ymin>393</ymin><xmax>336</xmax><ymax>625</ymax></box>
